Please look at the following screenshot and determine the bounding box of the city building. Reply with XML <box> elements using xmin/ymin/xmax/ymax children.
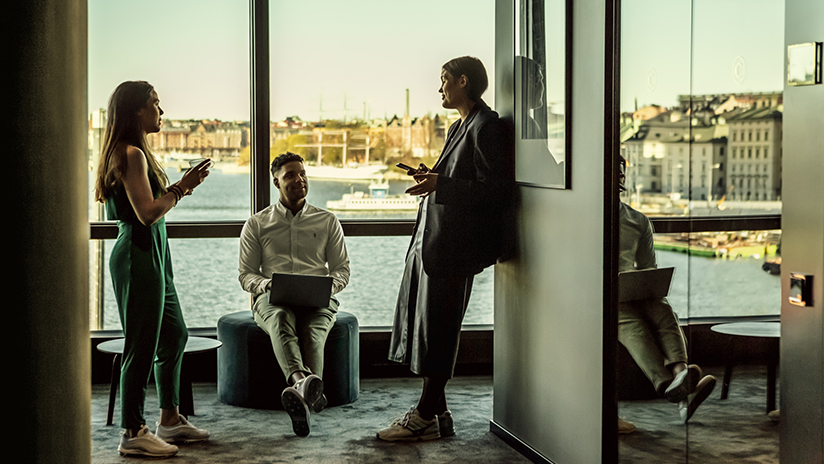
<box><xmin>726</xmin><ymin>106</ymin><xmax>783</xmax><ymax>201</ymax></box>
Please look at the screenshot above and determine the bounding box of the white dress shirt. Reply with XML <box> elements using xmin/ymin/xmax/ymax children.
<box><xmin>238</xmin><ymin>201</ymin><xmax>350</xmax><ymax>299</ymax></box>
<box><xmin>619</xmin><ymin>201</ymin><xmax>657</xmax><ymax>273</ymax></box>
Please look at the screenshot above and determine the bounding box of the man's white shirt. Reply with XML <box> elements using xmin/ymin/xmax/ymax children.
<box><xmin>619</xmin><ymin>202</ymin><xmax>657</xmax><ymax>273</ymax></box>
<box><xmin>239</xmin><ymin>201</ymin><xmax>350</xmax><ymax>299</ymax></box>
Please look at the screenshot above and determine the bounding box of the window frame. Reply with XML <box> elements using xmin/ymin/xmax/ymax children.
<box><xmin>88</xmin><ymin>0</ymin><xmax>783</xmax><ymax>332</ymax></box>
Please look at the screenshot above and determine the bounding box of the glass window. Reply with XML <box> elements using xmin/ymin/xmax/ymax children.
<box><xmin>655</xmin><ymin>230</ymin><xmax>781</xmax><ymax>318</ymax></box>
<box><xmin>89</xmin><ymin>0</ymin><xmax>251</xmax><ymax>223</ymax></box>
<box><xmin>88</xmin><ymin>0</ymin><xmax>251</xmax><ymax>329</ymax></box>
<box><xmin>268</xmin><ymin>0</ymin><xmax>495</xmax><ymax>221</ymax></box>
<box><xmin>337</xmin><ymin>237</ymin><xmax>494</xmax><ymax>326</ymax></box>
<box><xmin>91</xmin><ymin>238</ymin><xmax>250</xmax><ymax>330</ymax></box>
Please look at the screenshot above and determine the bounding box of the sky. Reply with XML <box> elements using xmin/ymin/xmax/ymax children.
<box><xmin>88</xmin><ymin>0</ymin><xmax>495</xmax><ymax>122</ymax></box>
<box><xmin>621</xmin><ymin>0</ymin><xmax>785</xmax><ymax>112</ymax></box>
<box><xmin>89</xmin><ymin>0</ymin><xmax>786</xmax><ymax>122</ymax></box>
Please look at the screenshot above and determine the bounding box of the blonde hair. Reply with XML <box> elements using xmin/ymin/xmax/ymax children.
<box><xmin>94</xmin><ymin>81</ymin><xmax>169</xmax><ymax>203</ymax></box>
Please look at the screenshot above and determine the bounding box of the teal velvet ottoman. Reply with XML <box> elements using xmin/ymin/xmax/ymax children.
<box><xmin>217</xmin><ymin>310</ymin><xmax>359</xmax><ymax>409</ymax></box>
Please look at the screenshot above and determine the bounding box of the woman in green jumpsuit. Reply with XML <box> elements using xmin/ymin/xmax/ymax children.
<box><xmin>94</xmin><ymin>81</ymin><xmax>212</xmax><ymax>458</ymax></box>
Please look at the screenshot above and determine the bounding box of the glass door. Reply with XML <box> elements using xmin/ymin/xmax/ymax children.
<box><xmin>618</xmin><ymin>0</ymin><xmax>783</xmax><ymax>461</ymax></box>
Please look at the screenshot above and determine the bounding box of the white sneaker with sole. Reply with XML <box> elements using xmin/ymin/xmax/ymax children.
<box><xmin>156</xmin><ymin>415</ymin><xmax>210</xmax><ymax>443</ymax></box>
<box><xmin>376</xmin><ymin>408</ymin><xmax>440</xmax><ymax>442</ymax></box>
<box><xmin>118</xmin><ymin>425</ymin><xmax>179</xmax><ymax>458</ymax></box>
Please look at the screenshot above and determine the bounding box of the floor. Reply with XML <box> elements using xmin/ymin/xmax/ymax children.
<box><xmin>91</xmin><ymin>376</ymin><xmax>530</xmax><ymax>464</ymax></box>
<box><xmin>618</xmin><ymin>366</ymin><xmax>779</xmax><ymax>464</ymax></box>
<box><xmin>91</xmin><ymin>368</ymin><xmax>779</xmax><ymax>463</ymax></box>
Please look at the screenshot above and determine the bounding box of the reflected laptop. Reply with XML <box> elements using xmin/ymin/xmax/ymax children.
<box><xmin>269</xmin><ymin>273</ymin><xmax>333</xmax><ymax>308</ymax></box>
<box><xmin>618</xmin><ymin>267</ymin><xmax>674</xmax><ymax>302</ymax></box>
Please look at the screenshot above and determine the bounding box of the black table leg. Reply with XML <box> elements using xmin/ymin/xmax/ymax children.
<box><xmin>767</xmin><ymin>362</ymin><xmax>777</xmax><ymax>413</ymax></box>
<box><xmin>721</xmin><ymin>362</ymin><xmax>733</xmax><ymax>400</ymax></box>
<box><xmin>107</xmin><ymin>354</ymin><xmax>121</xmax><ymax>426</ymax></box>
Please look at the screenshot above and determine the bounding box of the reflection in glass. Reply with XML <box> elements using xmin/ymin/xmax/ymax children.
<box><xmin>619</xmin><ymin>0</ymin><xmax>784</xmax><ymax>461</ymax></box>
<box><xmin>515</xmin><ymin>0</ymin><xmax>568</xmax><ymax>188</ymax></box>
<box><xmin>787</xmin><ymin>42</ymin><xmax>822</xmax><ymax>86</ymax></box>
<box><xmin>657</xmin><ymin>231</ymin><xmax>781</xmax><ymax>318</ymax></box>
<box><xmin>617</xmin><ymin>158</ymin><xmax>716</xmax><ymax>440</ymax></box>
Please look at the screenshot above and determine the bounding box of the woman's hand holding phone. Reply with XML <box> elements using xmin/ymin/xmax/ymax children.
<box><xmin>395</xmin><ymin>163</ymin><xmax>431</xmax><ymax>176</ymax></box>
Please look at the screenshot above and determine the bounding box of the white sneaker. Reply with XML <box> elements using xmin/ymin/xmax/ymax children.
<box><xmin>376</xmin><ymin>408</ymin><xmax>440</xmax><ymax>442</ymax></box>
<box><xmin>118</xmin><ymin>425</ymin><xmax>179</xmax><ymax>458</ymax></box>
<box><xmin>156</xmin><ymin>415</ymin><xmax>210</xmax><ymax>443</ymax></box>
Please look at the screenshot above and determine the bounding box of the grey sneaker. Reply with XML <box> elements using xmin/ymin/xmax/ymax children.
<box><xmin>377</xmin><ymin>408</ymin><xmax>440</xmax><ymax>442</ymax></box>
<box><xmin>118</xmin><ymin>425</ymin><xmax>179</xmax><ymax>458</ymax></box>
<box><xmin>438</xmin><ymin>411</ymin><xmax>455</xmax><ymax>437</ymax></box>
<box><xmin>156</xmin><ymin>415</ymin><xmax>210</xmax><ymax>443</ymax></box>
<box><xmin>282</xmin><ymin>386</ymin><xmax>311</xmax><ymax>436</ymax></box>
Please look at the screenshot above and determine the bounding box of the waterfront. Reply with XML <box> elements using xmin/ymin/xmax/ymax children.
<box><xmin>90</xmin><ymin>168</ymin><xmax>780</xmax><ymax>330</ymax></box>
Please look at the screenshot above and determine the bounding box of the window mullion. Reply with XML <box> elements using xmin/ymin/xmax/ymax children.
<box><xmin>250</xmin><ymin>0</ymin><xmax>270</xmax><ymax>214</ymax></box>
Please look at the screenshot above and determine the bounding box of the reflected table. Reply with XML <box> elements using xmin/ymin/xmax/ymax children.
<box><xmin>711</xmin><ymin>322</ymin><xmax>780</xmax><ymax>413</ymax></box>
<box><xmin>97</xmin><ymin>336</ymin><xmax>222</xmax><ymax>426</ymax></box>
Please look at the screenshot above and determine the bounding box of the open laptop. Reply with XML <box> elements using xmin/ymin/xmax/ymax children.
<box><xmin>269</xmin><ymin>272</ymin><xmax>333</xmax><ymax>308</ymax></box>
<box><xmin>618</xmin><ymin>267</ymin><xmax>674</xmax><ymax>302</ymax></box>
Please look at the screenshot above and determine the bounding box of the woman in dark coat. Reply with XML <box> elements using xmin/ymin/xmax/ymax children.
<box><xmin>377</xmin><ymin>56</ymin><xmax>513</xmax><ymax>441</ymax></box>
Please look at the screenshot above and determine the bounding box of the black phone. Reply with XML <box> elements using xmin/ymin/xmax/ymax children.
<box><xmin>395</xmin><ymin>163</ymin><xmax>415</xmax><ymax>172</ymax></box>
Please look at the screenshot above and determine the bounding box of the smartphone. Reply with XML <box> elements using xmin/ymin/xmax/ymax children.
<box><xmin>395</xmin><ymin>163</ymin><xmax>415</xmax><ymax>173</ymax></box>
<box><xmin>188</xmin><ymin>158</ymin><xmax>213</xmax><ymax>169</ymax></box>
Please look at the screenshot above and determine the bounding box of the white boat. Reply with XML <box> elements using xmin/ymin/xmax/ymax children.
<box><xmin>326</xmin><ymin>181</ymin><xmax>420</xmax><ymax>211</ymax></box>
<box><xmin>305</xmin><ymin>164</ymin><xmax>386</xmax><ymax>181</ymax></box>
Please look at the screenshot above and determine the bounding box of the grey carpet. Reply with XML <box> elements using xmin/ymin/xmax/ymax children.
<box><xmin>91</xmin><ymin>376</ymin><xmax>530</xmax><ymax>463</ymax></box>
<box><xmin>91</xmin><ymin>369</ymin><xmax>779</xmax><ymax>463</ymax></box>
<box><xmin>619</xmin><ymin>366</ymin><xmax>779</xmax><ymax>464</ymax></box>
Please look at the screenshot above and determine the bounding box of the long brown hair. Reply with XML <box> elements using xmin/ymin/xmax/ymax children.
<box><xmin>94</xmin><ymin>81</ymin><xmax>169</xmax><ymax>203</ymax></box>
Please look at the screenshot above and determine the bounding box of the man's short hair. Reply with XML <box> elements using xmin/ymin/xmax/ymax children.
<box><xmin>271</xmin><ymin>152</ymin><xmax>304</xmax><ymax>177</ymax></box>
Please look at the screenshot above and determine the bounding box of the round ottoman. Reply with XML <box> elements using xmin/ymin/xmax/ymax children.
<box><xmin>217</xmin><ymin>310</ymin><xmax>359</xmax><ymax>409</ymax></box>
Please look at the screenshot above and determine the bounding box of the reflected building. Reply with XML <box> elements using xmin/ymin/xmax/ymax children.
<box><xmin>726</xmin><ymin>106</ymin><xmax>783</xmax><ymax>201</ymax></box>
<box><xmin>621</xmin><ymin>92</ymin><xmax>783</xmax><ymax>205</ymax></box>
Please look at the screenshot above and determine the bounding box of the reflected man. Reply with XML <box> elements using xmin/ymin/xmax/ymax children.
<box><xmin>617</xmin><ymin>156</ymin><xmax>716</xmax><ymax>433</ymax></box>
<box><xmin>238</xmin><ymin>152</ymin><xmax>350</xmax><ymax>437</ymax></box>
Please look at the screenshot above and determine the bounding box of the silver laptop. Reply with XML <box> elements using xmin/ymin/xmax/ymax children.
<box><xmin>618</xmin><ymin>267</ymin><xmax>674</xmax><ymax>302</ymax></box>
<box><xmin>269</xmin><ymin>273</ymin><xmax>333</xmax><ymax>308</ymax></box>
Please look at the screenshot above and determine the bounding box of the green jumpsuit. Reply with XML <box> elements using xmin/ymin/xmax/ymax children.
<box><xmin>106</xmin><ymin>173</ymin><xmax>188</xmax><ymax>430</ymax></box>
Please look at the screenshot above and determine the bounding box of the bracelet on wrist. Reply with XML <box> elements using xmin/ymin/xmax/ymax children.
<box><xmin>167</xmin><ymin>185</ymin><xmax>183</xmax><ymax>204</ymax></box>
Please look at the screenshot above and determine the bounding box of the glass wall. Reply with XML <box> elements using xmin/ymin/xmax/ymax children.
<box><xmin>88</xmin><ymin>0</ymin><xmax>496</xmax><ymax>330</ymax></box>
<box><xmin>619</xmin><ymin>0</ymin><xmax>783</xmax><ymax>461</ymax></box>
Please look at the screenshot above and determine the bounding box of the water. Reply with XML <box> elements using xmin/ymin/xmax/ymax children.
<box><xmin>91</xmin><ymin>167</ymin><xmax>493</xmax><ymax>329</ymax></box>
<box><xmin>90</xmin><ymin>168</ymin><xmax>779</xmax><ymax>330</ymax></box>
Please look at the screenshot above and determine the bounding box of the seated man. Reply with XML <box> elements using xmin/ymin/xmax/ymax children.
<box><xmin>617</xmin><ymin>156</ymin><xmax>716</xmax><ymax>434</ymax></box>
<box><xmin>238</xmin><ymin>152</ymin><xmax>350</xmax><ymax>437</ymax></box>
